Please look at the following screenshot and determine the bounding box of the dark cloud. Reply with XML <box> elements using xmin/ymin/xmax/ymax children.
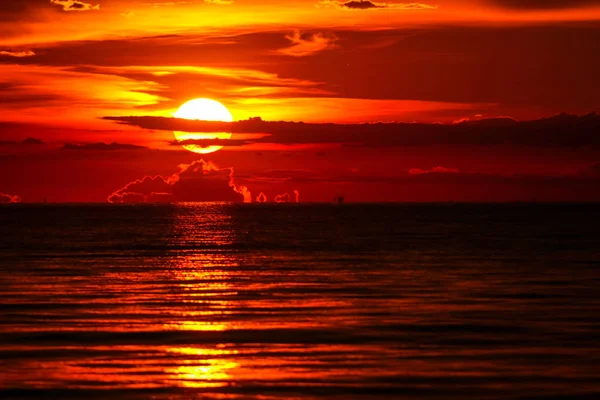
<box><xmin>409</xmin><ymin>166</ymin><xmax>460</xmax><ymax>175</ymax></box>
<box><xmin>0</xmin><ymin>1</ymin><xmax>46</xmax><ymax>13</ymax></box>
<box><xmin>318</xmin><ymin>1</ymin><xmax>436</xmax><ymax>10</ymax></box>
<box><xmin>0</xmin><ymin>0</ymin><xmax>97</xmax><ymax>21</ymax></box>
<box><xmin>170</xmin><ymin>138</ymin><xmax>250</xmax><ymax>148</ymax></box>
<box><xmin>0</xmin><ymin>33</ymin><xmax>284</xmax><ymax>67</ymax></box>
<box><xmin>340</xmin><ymin>1</ymin><xmax>383</xmax><ymax>9</ymax></box>
<box><xmin>107</xmin><ymin>159</ymin><xmax>251</xmax><ymax>204</ymax></box>
<box><xmin>0</xmin><ymin>137</ymin><xmax>46</xmax><ymax>146</ymax></box>
<box><xmin>4</xmin><ymin>26</ymin><xmax>599</xmax><ymax>113</ymax></box>
<box><xmin>21</xmin><ymin>137</ymin><xmax>45</xmax><ymax>145</ymax></box>
<box><xmin>490</xmin><ymin>1</ymin><xmax>600</xmax><ymax>9</ymax></box>
<box><xmin>0</xmin><ymin>192</ymin><xmax>21</xmax><ymax>203</ymax></box>
<box><xmin>0</xmin><ymin>81</ymin><xmax>70</xmax><ymax>108</ymax></box>
<box><xmin>105</xmin><ymin>113</ymin><xmax>600</xmax><ymax>148</ymax></box>
<box><xmin>63</xmin><ymin>142</ymin><xmax>146</xmax><ymax>151</ymax></box>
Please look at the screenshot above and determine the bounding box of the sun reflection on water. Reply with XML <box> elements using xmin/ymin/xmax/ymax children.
<box><xmin>165</xmin><ymin>347</ymin><xmax>239</xmax><ymax>388</ymax></box>
<box><xmin>163</xmin><ymin>204</ymin><xmax>241</xmax><ymax>387</ymax></box>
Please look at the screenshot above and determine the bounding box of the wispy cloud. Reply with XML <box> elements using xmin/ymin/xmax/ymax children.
<box><xmin>0</xmin><ymin>64</ymin><xmax>168</xmax><ymax>125</ymax></box>
<box><xmin>277</xmin><ymin>31</ymin><xmax>338</xmax><ymax>57</ymax></box>
<box><xmin>0</xmin><ymin>50</ymin><xmax>35</xmax><ymax>58</ymax></box>
<box><xmin>0</xmin><ymin>192</ymin><xmax>21</xmax><ymax>203</ymax></box>
<box><xmin>50</xmin><ymin>0</ymin><xmax>100</xmax><ymax>12</ymax></box>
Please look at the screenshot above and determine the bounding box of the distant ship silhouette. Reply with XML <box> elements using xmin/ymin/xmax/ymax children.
<box><xmin>334</xmin><ymin>195</ymin><xmax>344</xmax><ymax>204</ymax></box>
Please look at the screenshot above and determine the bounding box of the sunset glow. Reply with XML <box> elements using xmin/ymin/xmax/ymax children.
<box><xmin>173</xmin><ymin>98</ymin><xmax>234</xmax><ymax>154</ymax></box>
<box><xmin>0</xmin><ymin>1</ymin><xmax>599</xmax><ymax>203</ymax></box>
<box><xmin>2</xmin><ymin>2</ymin><xmax>599</xmax><ymax>396</ymax></box>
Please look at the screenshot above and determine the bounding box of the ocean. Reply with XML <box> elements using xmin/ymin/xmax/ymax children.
<box><xmin>1</xmin><ymin>203</ymin><xmax>599</xmax><ymax>399</ymax></box>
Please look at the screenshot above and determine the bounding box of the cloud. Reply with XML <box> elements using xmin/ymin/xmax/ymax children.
<box><xmin>256</xmin><ymin>192</ymin><xmax>267</xmax><ymax>203</ymax></box>
<box><xmin>274</xmin><ymin>193</ymin><xmax>291</xmax><ymax>203</ymax></box>
<box><xmin>22</xmin><ymin>137</ymin><xmax>45</xmax><ymax>145</ymax></box>
<box><xmin>409</xmin><ymin>166</ymin><xmax>460</xmax><ymax>175</ymax></box>
<box><xmin>0</xmin><ymin>192</ymin><xmax>21</xmax><ymax>203</ymax></box>
<box><xmin>0</xmin><ymin>1</ymin><xmax>51</xmax><ymax>19</ymax></box>
<box><xmin>317</xmin><ymin>1</ymin><xmax>437</xmax><ymax>10</ymax></box>
<box><xmin>489</xmin><ymin>1</ymin><xmax>600</xmax><ymax>10</ymax></box>
<box><xmin>105</xmin><ymin>113</ymin><xmax>600</xmax><ymax>149</ymax></box>
<box><xmin>63</xmin><ymin>142</ymin><xmax>146</xmax><ymax>151</ymax></box>
<box><xmin>11</xmin><ymin>26</ymin><xmax>597</xmax><ymax>118</ymax></box>
<box><xmin>0</xmin><ymin>64</ymin><xmax>167</xmax><ymax>120</ymax></box>
<box><xmin>50</xmin><ymin>0</ymin><xmax>99</xmax><ymax>12</ymax></box>
<box><xmin>170</xmin><ymin>138</ymin><xmax>250</xmax><ymax>148</ymax></box>
<box><xmin>277</xmin><ymin>31</ymin><xmax>338</xmax><ymax>57</ymax></box>
<box><xmin>107</xmin><ymin>159</ymin><xmax>251</xmax><ymax>203</ymax></box>
<box><xmin>0</xmin><ymin>137</ymin><xmax>46</xmax><ymax>145</ymax></box>
<box><xmin>0</xmin><ymin>50</ymin><xmax>35</xmax><ymax>58</ymax></box>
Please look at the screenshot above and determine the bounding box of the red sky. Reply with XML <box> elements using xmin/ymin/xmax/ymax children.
<box><xmin>1</xmin><ymin>0</ymin><xmax>600</xmax><ymax>203</ymax></box>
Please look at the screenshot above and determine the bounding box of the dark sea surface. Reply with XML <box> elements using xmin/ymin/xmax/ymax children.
<box><xmin>1</xmin><ymin>203</ymin><xmax>599</xmax><ymax>399</ymax></box>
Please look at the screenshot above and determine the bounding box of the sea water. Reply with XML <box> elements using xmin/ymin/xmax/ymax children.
<box><xmin>1</xmin><ymin>203</ymin><xmax>599</xmax><ymax>399</ymax></box>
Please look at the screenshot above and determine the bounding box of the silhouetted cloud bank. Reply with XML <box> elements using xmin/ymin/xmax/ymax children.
<box><xmin>105</xmin><ymin>113</ymin><xmax>600</xmax><ymax>148</ymax></box>
<box><xmin>107</xmin><ymin>160</ymin><xmax>250</xmax><ymax>204</ymax></box>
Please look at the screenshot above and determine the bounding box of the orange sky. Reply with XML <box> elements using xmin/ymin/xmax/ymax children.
<box><xmin>1</xmin><ymin>0</ymin><xmax>600</xmax><ymax>202</ymax></box>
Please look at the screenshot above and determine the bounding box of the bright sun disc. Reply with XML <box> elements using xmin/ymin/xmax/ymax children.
<box><xmin>173</xmin><ymin>98</ymin><xmax>233</xmax><ymax>154</ymax></box>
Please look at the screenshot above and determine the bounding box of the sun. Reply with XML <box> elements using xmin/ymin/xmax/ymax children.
<box><xmin>173</xmin><ymin>98</ymin><xmax>233</xmax><ymax>154</ymax></box>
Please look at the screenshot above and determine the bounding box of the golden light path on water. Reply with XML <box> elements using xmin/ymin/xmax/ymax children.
<box><xmin>163</xmin><ymin>207</ymin><xmax>238</xmax><ymax>388</ymax></box>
